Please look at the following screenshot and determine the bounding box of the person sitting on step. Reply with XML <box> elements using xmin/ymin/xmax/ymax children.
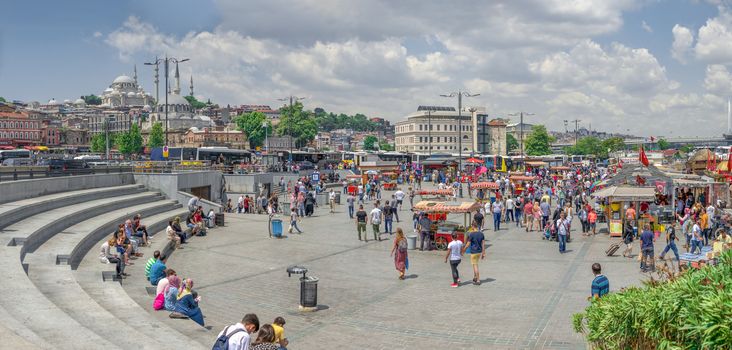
<box><xmin>145</xmin><ymin>250</ymin><xmax>161</xmax><ymax>278</ymax></box>
<box><xmin>99</xmin><ymin>237</ymin><xmax>127</xmax><ymax>279</ymax></box>
<box><xmin>166</xmin><ymin>220</ymin><xmax>184</xmax><ymax>249</ymax></box>
<box><xmin>123</xmin><ymin>220</ymin><xmax>143</xmax><ymax>257</ymax></box>
<box><xmin>185</xmin><ymin>215</ymin><xmax>200</xmax><ymax>236</ymax></box>
<box><xmin>132</xmin><ymin>214</ymin><xmax>150</xmax><ymax>246</ymax></box>
<box><xmin>170</xmin><ymin>278</ymin><xmax>205</xmax><ymax>326</ymax></box>
<box><xmin>148</xmin><ymin>254</ymin><xmax>168</xmax><ymax>286</ymax></box>
<box><xmin>163</xmin><ymin>274</ymin><xmax>181</xmax><ymax>311</ymax></box>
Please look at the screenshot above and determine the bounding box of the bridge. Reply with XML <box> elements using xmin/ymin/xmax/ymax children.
<box><xmin>552</xmin><ymin>135</ymin><xmax>731</xmax><ymax>151</ymax></box>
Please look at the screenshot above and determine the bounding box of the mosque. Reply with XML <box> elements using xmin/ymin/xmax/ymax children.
<box><xmin>100</xmin><ymin>66</ymin><xmax>154</xmax><ymax>108</ymax></box>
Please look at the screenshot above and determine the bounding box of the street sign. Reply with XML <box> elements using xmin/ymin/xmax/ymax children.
<box><xmin>311</xmin><ymin>172</ymin><xmax>320</xmax><ymax>182</ymax></box>
<box><xmin>162</xmin><ymin>146</ymin><xmax>169</xmax><ymax>158</ymax></box>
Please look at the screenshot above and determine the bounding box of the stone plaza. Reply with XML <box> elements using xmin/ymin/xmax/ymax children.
<box><xmin>121</xmin><ymin>185</ymin><xmax>662</xmax><ymax>350</ymax></box>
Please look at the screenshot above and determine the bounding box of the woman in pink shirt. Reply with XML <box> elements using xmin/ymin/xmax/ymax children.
<box><xmin>524</xmin><ymin>201</ymin><xmax>534</xmax><ymax>232</ymax></box>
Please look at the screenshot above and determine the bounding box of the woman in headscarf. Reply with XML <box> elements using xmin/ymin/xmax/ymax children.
<box><xmin>390</xmin><ymin>228</ymin><xmax>408</xmax><ymax>280</ymax></box>
<box><xmin>163</xmin><ymin>275</ymin><xmax>181</xmax><ymax>311</ymax></box>
<box><xmin>171</xmin><ymin>278</ymin><xmax>205</xmax><ymax>326</ymax></box>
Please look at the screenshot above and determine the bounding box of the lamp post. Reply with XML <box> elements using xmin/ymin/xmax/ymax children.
<box><xmin>508</xmin><ymin>112</ymin><xmax>534</xmax><ymax>161</ymax></box>
<box><xmin>262</xmin><ymin>121</ymin><xmax>269</xmax><ymax>153</ymax></box>
<box><xmin>441</xmin><ymin>90</ymin><xmax>480</xmax><ymax>197</ymax></box>
<box><xmin>427</xmin><ymin>109</ymin><xmax>432</xmax><ymax>156</ymax></box>
<box><xmin>278</xmin><ymin>95</ymin><xmax>305</xmax><ymax>162</ymax></box>
<box><xmin>145</xmin><ymin>56</ymin><xmax>189</xmax><ymax>145</ymax></box>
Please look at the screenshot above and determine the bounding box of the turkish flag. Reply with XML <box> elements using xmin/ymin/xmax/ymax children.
<box><xmin>639</xmin><ymin>144</ymin><xmax>649</xmax><ymax>166</ymax></box>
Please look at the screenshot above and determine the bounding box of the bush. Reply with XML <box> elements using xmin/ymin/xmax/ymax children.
<box><xmin>573</xmin><ymin>250</ymin><xmax>732</xmax><ymax>349</ymax></box>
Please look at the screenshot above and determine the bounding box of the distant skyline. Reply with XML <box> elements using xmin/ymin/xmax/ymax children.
<box><xmin>1</xmin><ymin>1</ymin><xmax>732</xmax><ymax>137</ymax></box>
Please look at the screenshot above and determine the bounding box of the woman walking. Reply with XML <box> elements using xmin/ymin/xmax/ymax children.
<box><xmin>390</xmin><ymin>228</ymin><xmax>408</xmax><ymax>280</ymax></box>
<box><xmin>444</xmin><ymin>231</ymin><xmax>464</xmax><ymax>288</ymax></box>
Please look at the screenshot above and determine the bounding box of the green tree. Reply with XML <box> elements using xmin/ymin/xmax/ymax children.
<box><xmin>680</xmin><ymin>144</ymin><xmax>695</xmax><ymax>153</ymax></box>
<box><xmin>276</xmin><ymin>102</ymin><xmax>317</xmax><ymax>148</ymax></box>
<box><xmin>233</xmin><ymin>111</ymin><xmax>271</xmax><ymax>148</ymax></box>
<box><xmin>506</xmin><ymin>133</ymin><xmax>519</xmax><ymax>153</ymax></box>
<box><xmin>0</xmin><ymin>97</ymin><xmax>6</xmax><ymax>103</ymax></box>
<box><xmin>379</xmin><ymin>139</ymin><xmax>394</xmax><ymax>151</ymax></box>
<box><xmin>657</xmin><ymin>138</ymin><xmax>670</xmax><ymax>150</ymax></box>
<box><xmin>363</xmin><ymin>135</ymin><xmax>378</xmax><ymax>150</ymax></box>
<box><xmin>600</xmin><ymin>137</ymin><xmax>625</xmax><ymax>158</ymax></box>
<box><xmin>148</xmin><ymin>122</ymin><xmax>165</xmax><ymax>148</ymax></box>
<box><xmin>524</xmin><ymin>125</ymin><xmax>555</xmax><ymax>156</ymax></box>
<box><xmin>115</xmin><ymin>123</ymin><xmax>143</xmax><ymax>156</ymax></box>
<box><xmin>184</xmin><ymin>95</ymin><xmax>207</xmax><ymax>110</ymax></box>
<box><xmin>81</xmin><ymin>95</ymin><xmax>102</xmax><ymax>105</ymax></box>
<box><xmin>90</xmin><ymin>133</ymin><xmax>113</xmax><ymax>153</ymax></box>
<box><xmin>566</xmin><ymin>137</ymin><xmax>602</xmax><ymax>156</ymax></box>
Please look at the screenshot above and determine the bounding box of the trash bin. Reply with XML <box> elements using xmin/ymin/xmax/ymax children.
<box><xmin>300</xmin><ymin>276</ymin><xmax>319</xmax><ymax>307</ymax></box>
<box><xmin>271</xmin><ymin>219</ymin><xmax>283</xmax><ymax>238</ymax></box>
<box><xmin>334</xmin><ymin>193</ymin><xmax>341</xmax><ymax>204</ymax></box>
<box><xmin>215</xmin><ymin>213</ymin><xmax>225</xmax><ymax>226</ymax></box>
<box><xmin>406</xmin><ymin>235</ymin><xmax>417</xmax><ymax>250</ymax></box>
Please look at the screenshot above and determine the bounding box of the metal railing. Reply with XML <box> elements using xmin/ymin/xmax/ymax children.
<box><xmin>0</xmin><ymin>166</ymin><xmax>133</xmax><ymax>182</ymax></box>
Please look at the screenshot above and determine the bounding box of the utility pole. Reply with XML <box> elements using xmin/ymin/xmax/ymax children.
<box><xmin>508</xmin><ymin>111</ymin><xmax>534</xmax><ymax>161</ymax></box>
<box><xmin>145</xmin><ymin>56</ymin><xmax>190</xmax><ymax>145</ymax></box>
<box><xmin>278</xmin><ymin>95</ymin><xmax>305</xmax><ymax>162</ymax></box>
<box><xmin>427</xmin><ymin>109</ymin><xmax>432</xmax><ymax>156</ymax></box>
<box><xmin>441</xmin><ymin>90</ymin><xmax>480</xmax><ymax>197</ymax></box>
<box><xmin>105</xmin><ymin>117</ymin><xmax>110</xmax><ymax>160</ymax></box>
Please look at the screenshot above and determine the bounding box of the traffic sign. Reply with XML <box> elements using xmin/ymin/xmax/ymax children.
<box><xmin>163</xmin><ymin>146</ymin><xmax>169</xmax><ymax>158</ymax></box>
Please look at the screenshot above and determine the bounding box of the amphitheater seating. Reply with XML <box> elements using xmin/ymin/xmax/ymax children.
<box><xmin>0</xmin><ymin>179</ymin><xmax>214</xmax><ymax>349</ymax></box>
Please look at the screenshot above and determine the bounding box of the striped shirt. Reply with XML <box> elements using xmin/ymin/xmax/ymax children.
<box><xmin>145</xmin><ymin>257</ymin><xmax>156</xmax><ymax>277</ymax></box>
<box><xmin>591</xmin><ymin>275</ymin><xmax>609</xmax><ymax>298</ymax></box>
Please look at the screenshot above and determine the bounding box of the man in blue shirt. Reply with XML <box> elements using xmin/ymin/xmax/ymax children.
<box><xmin>640</xmin><ymin>224</ymin><xmax>655</xmax><ymax>272</ymax></box>
<box><xmin>149</xmin><ymin>255</ymin><xmax>168</xmax><ymax>286</ymax></box>
<box><xmin>590</xmin><ymin>263</ymin><xmax>609</xmax><ymax>299</ymax></box>
<box><xmin>463</xmin><ymin>221</ymin><xmax>486</xmax><ymax>285</ymax></box>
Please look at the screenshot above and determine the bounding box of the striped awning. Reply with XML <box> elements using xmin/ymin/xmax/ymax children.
<box><xmin>413</xmin><ymin>201</ymin><xmax>482</xmax><ymax>213</ymax></box>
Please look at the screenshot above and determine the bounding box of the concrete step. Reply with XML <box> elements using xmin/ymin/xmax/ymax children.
<box><xmin>0</xmin><ymin>184</ymin><xmax>144</xmax><ymax>230</ymax></box>
<box><xmin>0</xmin><ymin>245</ymin><xmax>122</xmax><ymax>349</ymax></box>
<box><xmin>0</xmin><ymin>303</ymin><xmax>53</xmax><ymax>349</ymax></box>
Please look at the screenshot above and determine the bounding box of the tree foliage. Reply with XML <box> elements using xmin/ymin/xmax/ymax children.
<box><xmin>313</xmin><ymin>109</ymin><xmax>379</xmax><ymax>132</ymax></box>
<box><xmin>524</xmin><ymin>125</ymin><xmax>555</xmax><ymax>156</ymax></box>
<box><xmin>90</xmin><ymin>133</ymin><xmax>114</xmax><ymax>153</ymax></box>
<box><xmin>81</xmin><ymin>95</ymin><xmax>102</xmax><ymax>105</ymax></box>
<box><xmin>506</xmin><ymin>133</ymin><xmax>519</xmax><ymax>152</ymax></box>
<box><xmin>564</xmin><ymin>136</ymin><xmax>625</xmax><ymax>159</ymax></box>
<box><xmin>115</xmin><ymin>123</ymin><xmax>143</xmax><ymax>156</ymax></box>
<box><xmin>363</xmin><ymin>135</ymin><xmax>378</xmax><ymax>150</ymax></box>
<box><xmin>184</xmin><ymin>95</ymin><xmax>207</xmax><ymax>110</ymax></box>
<box><xmin>0</xmin><ymin>97</ymin><xmax>6</xmax><ymax>103</ymax></box>
<box><xmin>573</xmin><ymin>250</ymin><xmax>732</xmax><ymax>350</ymax></box>
<box><xmin>680</xmin><ymin>144</ymin><xmax>695</xmax><ymax>153</ymax></box>
<box><xmin>276</xmin><ymin>102</ymin><xmax>317</xmax><ymax>148</ymax></box>
<box><xmin>233</xmin><ymin>111</ymin><xmax>271</xmax><ymax>148</ymax></box>
<box><xmin>148</xmin><ymin>122</ymin><xmax>165</xmax><ymax>148</ymax></box>
<box><xmin>657</xmin><ymin>138</ymin><xmax>671</xmax><ymax>150</ymax></box>
<box><xmin>379</xmin><ymin>140</ymin><xmax>394</xmax><ymax>151</ymax></box>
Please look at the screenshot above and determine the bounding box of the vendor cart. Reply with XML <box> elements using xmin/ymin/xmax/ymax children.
<box><xmin>417</xmin><ymin>189</ymin><xmax>454</xmax><ymax>200</ymax></box>
<box><xmin>413</xmin><ymin>200</ymin><xmax>482</xmax><ymax>250</ymax></box>
<box><xmin>508</xmin><ymin>175</ymin><xmax>539</xmax><ymax>196</ymax></box>
<box><xmin>471</xmin><ymin>182</ymin><xmax>499</xmax><ymax>202</ymax></box>
<box><xmin>346</xmin><ymin>175</ymin><xmax>363</xmax><ymax>196</ymax></box>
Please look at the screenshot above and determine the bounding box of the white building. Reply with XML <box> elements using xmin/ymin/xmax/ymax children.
<box><xmin>394</xmin><ymin>106</ymin><xmax>474</xmax><ymax>154</ymax></box>
<box><xmin>101</xmin><ymin>65</ymin><xmax>153</xmax><ymax>108</ymax></box>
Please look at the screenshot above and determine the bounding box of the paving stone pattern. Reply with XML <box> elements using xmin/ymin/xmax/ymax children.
<box><xmin>141</xmin><ymin>185</ymin><xmax>665</xmax><ymax>349</ymax></box>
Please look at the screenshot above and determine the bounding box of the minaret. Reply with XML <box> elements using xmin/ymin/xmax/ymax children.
<box><xmin>189</xmin><ymin>75</ymin><xmax>194</xmax><ymax>97</ymax></box>
<box><xmin>153</xmin><ymin>56</ymin><xmax>159</xmax><ymax>103</ymax></box>
<box><xmin>728</xmin><ymin>98</ymin><xmax>731</xmax><ymax>134</ymax></box>
<box><xmin>133</xmin><ymin>64</ymin><xmax>138</xmax><ymax>84</ymax></box>
<box><xmin>173</xmin><ymin>62</ymin><xmax>181</xmax><ymax>95</ymax></box>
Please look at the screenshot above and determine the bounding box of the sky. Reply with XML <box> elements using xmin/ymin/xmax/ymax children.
<box><xmin>2</xmin><ymin>0</ymin><xmax>732</xmax><ymax>137</ymax></box>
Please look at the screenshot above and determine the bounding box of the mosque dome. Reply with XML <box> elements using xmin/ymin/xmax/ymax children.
<box><xmin>63</xmin><ymin>99</ymin><xmax>71</xmax><ymax>104</ymax></box>
<box><xmin>113</xmin><ymin>75</ymin><xmax>135</xmax><ymax>84</ymax></box>
<box><xmin>74</xmin><ymin>98</ymin><xmax>86</xmax><ymax>106</ymax></box>
<box><xmin>48</xmin><ymin>99</ymin><xmax>58</xmax><ymax>105</ymax></box>
<box><xmin>163</xmin><ymin>93</ymin><xmax>190</xmax><ymax>106</ymax></box>
<box><xmin>127</xmin><ymin>92</ymin><xmax>136</xmax><ymax>97</ymax></box>
<box><xmin>143</xmin><ymin>105</ymin><xmax>152</xmax><ymax>112</ymax></box>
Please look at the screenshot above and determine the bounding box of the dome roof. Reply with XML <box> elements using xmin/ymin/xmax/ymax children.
<box><xmin>127</xmin><ymin>92</ymin><xmax>136</xmax><ymax>97</ymax></box>
<box><xmin>47</xmin><ymin>99</ymin><xmax>58</xmax><ymax>105</ymax></box>
<box><xmin>162</xmin><ymin>93</ymin><xmax>190</xmax><ymax>106</ymax></box>
<box><xmin>63</xmin><ymin>99</ymin><xmax>71</xmax><ymax>104</ymax></box>
<box><xmin>113</xmin><ymin>75</ymin><xmax>135</xmax><ymax>84</ymax></box>
<box><xmin>74</xmin><ymin>98</ymin><xmax>86</xmax><ymax>105</ymax></box>
<box><xmin>142</xmin><ymin>105</ymin><xmax>152</xmax><ymax>112</ymax></box>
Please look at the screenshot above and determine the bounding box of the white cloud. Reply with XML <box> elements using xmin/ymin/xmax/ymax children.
<box><xmin>93</xmin><ymin>31</ymin><xmax>102</xmax><ymax>38</ymax></box>
<box><xmin>642</xmin><ymin>20</ymin><xmax>653</xmax><ymax>33</ymax></box>
<box><xmin>704</xmin><ymin>64</ymin><xmax>732</xmax><ymax>96</ymax></box>
<box><xmin>671</xmin><ymin>24</ymin><xmax>694</xmax><ymax>63</ymax></box>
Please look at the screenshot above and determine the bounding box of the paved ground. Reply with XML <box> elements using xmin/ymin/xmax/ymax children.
<box><xmin>144</xmin><ymin>185</ymin><xmax>667</xmax><ymax>349</ymax></box>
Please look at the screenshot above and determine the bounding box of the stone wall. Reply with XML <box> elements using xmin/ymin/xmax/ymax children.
<box><xmin>0</xmin><ymin>173</ymin><xmax>135</xmax><ymax>204</ymax></box>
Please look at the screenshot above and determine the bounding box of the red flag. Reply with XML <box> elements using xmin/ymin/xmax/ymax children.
<box><xmin>639</xmin><ymin>144</ymin><xmax>649</xmax><ymax>166</ymax></box>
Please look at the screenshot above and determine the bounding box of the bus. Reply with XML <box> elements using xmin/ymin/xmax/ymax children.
<box><xmin>0</xmin><ymin>149</ymin><xmax>31</xmax><ymax>164</ymax></box>
<box><xmin>151</xmin><ymin>147</ymin><xmax>252</xmax><ymax>165</ymax></box>
<box><xmin>481</xmin><ymin>155</ymin><xmax>508</xmax><ymax>172</ymax></box>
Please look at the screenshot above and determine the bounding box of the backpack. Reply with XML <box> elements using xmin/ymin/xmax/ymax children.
<box><xmin>212</xmin><ymin>325</ymin><xmax>245</xmax><ymax>350</ymax></box>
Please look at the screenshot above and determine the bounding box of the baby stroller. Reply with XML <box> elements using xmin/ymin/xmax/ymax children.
<box><xmin>542</xmin><ymin>221</ymin><xmax>557</xmax><ymax>241</ymax></box>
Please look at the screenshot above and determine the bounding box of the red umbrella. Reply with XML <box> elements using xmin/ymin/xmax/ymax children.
<box><xmin>466</xmin><ymin>157</ymin><xmax>483</xmax><ymax>164</ymax></box>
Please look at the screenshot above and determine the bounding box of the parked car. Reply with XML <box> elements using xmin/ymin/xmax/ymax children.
<box><xmin>43</xmin><ymin>159</ymin><xmax>90</xmax><ymax>173</ymax></box>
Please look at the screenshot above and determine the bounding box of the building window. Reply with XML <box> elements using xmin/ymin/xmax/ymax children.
<box><xmin>419</xmin><ymin>124</ymin><xmax>423</xmax><ymax>131</ymax></box>
<box><xmin>436</xmin><ymin>125</ymin><xmax>440</xmax><ymax>131</ymax></box>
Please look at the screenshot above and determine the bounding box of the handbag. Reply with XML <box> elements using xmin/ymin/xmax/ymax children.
<box><xmin>153</xmin><ymin>293</ymin><xmax>165</xmax><ymax>310</ymax></box>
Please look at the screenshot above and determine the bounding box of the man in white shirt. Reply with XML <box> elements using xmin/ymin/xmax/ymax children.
<box><xmin>394</xmin><ymin>189</ymin><xmax>405</xmax><ymax>211</ymax></box>
<box><xmin>369</xmin><ymin>204</ymin><xmax>382</xmax><ymax>241</ymax></box>
<box><xmin>187</xmin><ymin>196</ymin><xmax>199</xmax><ymax>212</ymax></box>
<box><xmin>505</xmin><ymin>197</ymin><xmax>514</xmax><ymax>223</ymax></box>
<box><xmin>216</xmin><ymin>314</ymin><xmax>259</xmax><ymax>350</ymax></box>
<box><xmin>237</xmin><ymin>195</ymin><xmax>244</xmax><ymax>214</ymax></box>
<box><xmin>329</xmin><ymin>190</ymin><xmax>336</xmax><ymax>213</ymax></box>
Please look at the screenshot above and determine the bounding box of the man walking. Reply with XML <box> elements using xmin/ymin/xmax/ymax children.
<box><xmin>540</xmin><ymin>198</ymin><xmax>550</xmax><ymax>229</ymax></box>
<box><xmin>659</xmin><ymin>224</ymin><xmax>680</xmax><ymax>262</ymax></box>
<box><xmin>417</xmin><ymin>212</ymin><xmax>432</xmax><ymax>251</ymax></box>
<box><xmin>346</xmin><ymin>193</ymin><xmax>355</xmax><ymax>219</ymax></box>
<box><xmin>690</xmin><ymin>218</ymin><xmax>703</xmax><ymax>254</ymax></box>
<box><xmin>463</xmin><ymin>220</ymin><xmax>485</xmax><ymax>285</ymax></box>
<box><xmin>369</xmin><ymin>204</ymin><xmax>382</xmax><ymax>241</ymax></box>
<box><xmin>394</xmin><ymin>188</ymin><xmax>405</xmax><ymax>211</ymax></box>
<box><xmin>505</xmin><ymin>196</ymin><xmax>514</xmax><ymax>222</ymax></box>
<box><xmin>492</xmin><ymin>199</ymin><xmax>503</xmax><ymax>231</ymax></box>
<box><xmin>328</xmin><ymin>190</ymin><xmax>336</xmax><ymax>213</ymax></box>
<box><xmin>640</xmin><ymin>224</ymin><xmax>655</xmax><ymax>272</ymax></box>
<box><xmin>289</xmin><ymin>208</ymin><xmax>303</xmax><ymax>234</ymax></box>
<box><xmin>556</xmin><ymin>211</ymin><xmax>570</xmax><ymax>253</ymax></box>
<box><xmin>383</xmin><ymin>201</ymin><xmax>394</xmax><ymax>234</ymax></box>
<box><xmin>355</xmin><ymin>205</ymin><xmax>368</xmax><ymax>241</ymax></box>
<box><xmin>590</xmin><ymin>263</ymin><xmax>609</xmax><ymax>299</ymax></box>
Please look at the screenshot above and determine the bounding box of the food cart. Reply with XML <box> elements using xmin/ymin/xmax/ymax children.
<box><xmin>416</xmin><ymin>189</ymin><xmax>454</xmax><ymax>200</ymax></box>
<box><xmin>470</xmin><ymin>182</ymin><xmax>499</xmax><ymax>202</ymax></box>
<box><xmin>346</xmin><ymin>175</ymin><xmax>363</xmax><ymax>195</ymax></box>
<box><xmin>508</xmin><ymin>175</ymin><xmax>539</xmax><ymax>196</ymax></box>
<box><xmin>413</xmin><ymin>200</ymin><xmax>482</xmax><ymax>250</ymax></box>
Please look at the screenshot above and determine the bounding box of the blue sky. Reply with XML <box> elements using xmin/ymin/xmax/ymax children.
<box><xmin>1</xmin><ymin>0</ymin><xmax>732</xmax><ymax>136</ymax></box>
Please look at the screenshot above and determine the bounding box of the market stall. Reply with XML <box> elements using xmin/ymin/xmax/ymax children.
<box><xmin>470</xmin><ymin>181</ymin><xmax>499</xmax><ymax>202</ymax></box>
<box><xmin>346</xmin><ymin>175</ymin><xmax>364</xmax><ymax>195</ymax></box>
<box><xmin>591</xmin><ymin>185</ymin><xmax>657</xmax><ymax>237</ymax></box>
<box><xmin>416</xmin><ymin>189</ymin><xmax>454</xmax><ymax>200</ymax></box>
<box><xmin>413</xmin><ymin>200</ymin><xmax>482</xmax><ymax>250</ymax></box>
<box><xmin>509</xmin><ymin>175</ymin><xmax>539</xmax><ymax>195</ymax></box>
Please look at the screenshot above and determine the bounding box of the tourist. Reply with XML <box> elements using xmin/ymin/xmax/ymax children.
<box><xmin>625</xmin><ymin>203</ymin><xmax>637</xmax><ymax>222</ymax></box>
<box><xmin>578</xmin><ymin>206</ymin><xmax>588</xmax><ymax>235</ymax></box>
<box><xmin>288</xmin><ymin>208</ymin><xmax>303</xmax><ymax>234</ymax></box>
<box><xmin>347</xmin><ymin>192</ymin><xmax>355</xmax><ymax>219</ymax></box>
<box><xmin>383</xmin><ymin>201</ymin><xmax>394</xmax><ymax>234</ymax></box>
<box><xmin>640</xmin><ymin>224</ymin><xmax>655</xmax><ymax>272</ymax></box>
<box><xmin>700</xmin><ymin>209</ymin><xmax>710</xmax><ymax>247</ymax></box>
<box><xmin>389</xmin><ymin>227</ymin><xmax>408</xmax><ymax>280</ymax></box>
<box><xmin>216</xmin><ymin>314</ymin><xmax>260</xmax><ymax>350</ymax></box>
<box><xmin>588</xmin><ymin>209</ymin><xmax>597</xmax><ymax>235</ymax></box>
<box><xmin>532</xmin><ymin>200</ymin><xmax>541</xmax><ymax>232</ymax></box>
<box><xmin>505</xmin><ymin>196</ymin><xmax>514</xmax><ymax>222</ymax></box>
<box><xmin>114</xmin><ymin>228</ymin><xmax>133</xmax><ymax>265</ymax></box>
<box><xmin>659</xmin><ymin>224</ymin><xmax>680</xmax><ymax>262</ymax></box>
<box><xmin>123</xmin><ymin>220</ymin><xmax>141</xmax><ymax>256</ymax></box>
<box><xmin>463</xmin><ymin>221</ymin><xmax>485</xmax><ymax>285</ymax></box>
<box><xmin>590</xmin><ymin>263</ymin><xmax>609</xmax><ymax>299</ymax></box>
<box><xmin>148</xmin><ymin>254</ymin><xmax>168</xmax><ymax>286</ymax></box>
<box><xmin>305</xmin><ymin>192</ymin><xmax>316</xmax><ymax>216</ymax></box>
<box><xmin>171</xmin><ymin>278</ymin><xmax>205</xmax><ymax>326</ymax></box>
<box><xmin>163</xmin><ymin>275</ymin><xmax>181</xmax><ymax>311</ymax></box>
<box><xmin>556</xmin><ymin>211</ymin><xmax>570</xmax><ymax>254</ymax></box>
<box><xmin>681</xmin><ymin>214</ymin><xmax>693</xmax><ymax>252</ymax></box>
<box><xmin>155</xmin><ymin>269</ymin><xmax>177</xmax><ymax>297</ymax></box>
<box><xmin>167</xmin><ymin>220</ymin><xmax>184</xmax><ymax>249</ymax></box>
<box><xmin>408</xmin><ymin>187</ymin><xmax>415</xmax><ymax>208</ymax></box>
<box><xmin>622</xmin><ymin>218</ymin><xmax>634</xmax><ymax>258</ymax></box>
<box><xmin>272</xmin><ymin>317</ymin><xmax>288</xmax><ymax>349</ymax></box>
<box><xmin>417</xmin><ymin>212</ymin><xmax>432</xmax><ymax>251</ymax></box>
<box><xmin>132</xmin><ymin>214</ymin><xmax>150</xmax><ymax>246</ymax></box>
<box><xmin>690</xmin><ymin>217</ymin><xmax>704</xmax><ymax>254</ymax></box>
<box><xmin>145</xmin><ymin>250</ymin><xmax>161</xmax><ymax>278</ymax></box>
<box><xmin>369</xmin><ymin>203</ymin><xmax>382</xmax><ymax>241</ymax></box>
<box><xmin>394</xmin><ymin>188</ymin><xmax>405</xmax><ymax>211</ymax></box>
<box><xmin>540</xmin><ymin>198</ymin><xmax>550</xmax><ymax>229</ymax></box>
<box><xmin>445</xmin><ymin>231</ymin><xmax>464</xmax><ymax>288</ymax></box>
<box><xmin>99</xmin><ymin>237</ymin><xmax>126</xmax><ymax>279</ymax></box>
<box><xmin>355</xmin><ymin>205</ymin><xmax>368</xmax><ymax>241</ymax></box>
<box><xmin>492</xmin><ymin>199</ymin><xmax>503</xmax><ymax>231</ymax></box>
<box><xmin>524</xmin><ymin>199</ymin><xmax>534</xmax><ymax>232</ymax></box>
<box><xmin>186</xmin><ymin>215</ymin><xmax>200</xmax><ymax>236</ymax></box>
<box><xmin>205</xmin><ymin>208</ymin><xmax>216</xmax><ymax>228</ymax></box>
<box><xmin>226</xmin><ymin>198</ymin><xmax>233</xmax><ymax>213</ymax></box>
<box><xmin>328</xmin><ymin>189</ymin><xmax>336</xmax><ymax>213</ymax></box>
<box><xmin>250</xmin><ymin>324</ymin><xmax>279</xmax><ymax>350</ymax></box>
<box><xmin>473</xmin><ymin>210</ymin><xmax>484</xmax><ymax>231</ymax></box>
<box><xmin>172</xmin><ymin>217</ymin><xmax>187</xmax><ymax>243</ymax></box>
<box><xmin>188</xmin><ymin>196</ymin><xmax>199</xmax><ymax>212</ymax></box>
<box><xmin>297</xmin><ymin>191</ymin><xmax>305</xmax><ymax>217</ymax></box>
<box><xmin>237</xmin><ymin>195</ymin><xmax>244</xmax><ymax>213</ymax></box>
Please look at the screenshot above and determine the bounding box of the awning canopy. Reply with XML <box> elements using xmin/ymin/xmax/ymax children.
<box><xmin>550</xmin><ymin>166</ymin><xmax>571</xmax><ymax>171</ymax></box>
<box><xmin>592</xmin><ymin>185</ymin><xmax>656</xmax><ymax>201</ymax></box>
<box><xmin>526</xmin><ymin>161</ymin><xmax>548</xmax><ymax>167</ymax></box>
<box><xmin>421</xmin><ymin>158</ymin><xmax>456</xmax><ymax>166</ymax></box>
<box><xmin>510</xmin><ymin>175</ymin><xmax>539</xmax><ymax>181</ymax></box>
<box><xmin>471</xmin><ymin>182</ymin><xmax>499</xmax><ymax>190</ymax></box>
<box><xmin>413</xmin><ymin>201</ymin><xmax>482</xmax><ymax>213</ymax></box>
<box><xmin>417</xmin><ymin>189</ymin><xmax>454</xmax><ymax>196</ymax></box>
<box><xmin>673</xmin><ymin>178</ymin><xmax>712</xmax><ymax>188</ymax></box>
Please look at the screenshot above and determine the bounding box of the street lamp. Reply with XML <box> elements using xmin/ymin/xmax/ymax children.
<box><xmin>441</xmin><ymin>90</ymin><xmax>480</xmax><ymax>197</ymax></box>
<box><xmin>427</xmin><ymin>109</ymin><xmax>432</xmax><ymax>156</ymax></box>
<box><xmin>262</xmin><ymin>121</ymin><xmax>269</xmax><ymax>153</ymax></box>
<box><xmin>508</xmin><ymin>111</ymin><xmax>534</xmax><ymax>161</ymax></box>
<box><xmin>145</xmin><ymin>56</ymin><xmax>189</xmax><ymax>145</ymax></box>
<box><xmin>278</xmin><ymin>95</ymin><xmax>305</xmax><ymax>162</ymax></box>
